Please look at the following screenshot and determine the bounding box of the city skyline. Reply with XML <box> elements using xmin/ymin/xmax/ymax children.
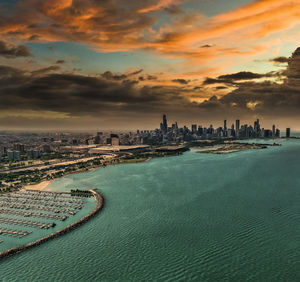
<box><xmin>0</xmin><ymin>1</ymin><xmax>299</xmax><ymax>130</ymax></box>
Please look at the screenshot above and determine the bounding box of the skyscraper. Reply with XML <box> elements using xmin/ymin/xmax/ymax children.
<box><xmin>223</xmin><ymin>120</ymin><xmax>227</xmax><ymax>137</ymax></box>
<box><xmin>236</xmin><ymin>119</ymin><xmax>240</xmax><ymax>138</ymax></box>
<box><xmin>162</xmin><ymin>114</ymin><xmax>168</xmax><ymax>134</ymax></box>
<box><xmin>191</xmin><ymin>124</ymin><xmax>197</xmax><ymax>133</ymax></box>
<box><xmin>286</xmin><ymin>128</ymin><xmax>291</xmax><ymax>138</ymax></box>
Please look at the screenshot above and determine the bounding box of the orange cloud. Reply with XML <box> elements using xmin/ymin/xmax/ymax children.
<box><xmin>138</xmin><ymin>0</ymin><xmax>183</xmax><ymax>13</ymax></box>
<box><xmin>0</xmin><ymin>0</ymin><xmax>299</xmax><ymax>80</ymax></box>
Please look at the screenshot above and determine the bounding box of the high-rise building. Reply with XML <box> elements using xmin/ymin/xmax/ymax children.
<box><xmin>286</xmin><ymin>128</ymin><xmax>291</xmax><ymax>138</ymax></box>
<box><xmin>191</xmin><ymin>124</ymin><xmax>197</xmax><ymax>133</ymax></box>
<box><xmin>272</xmin><ymin>125</ymin><xmax>275</xmax><ymax>138</ymax></box>
<box><xmin>42</xmin><ymin>144</ymin><xmax>52</xmax><ymax>153</ymax></box>
<box><xmin>223</xmin><ymin>120</ymin><xmax>227</xmax><ymax>137</ymax></box>
<box><xmin>13</xmin><ymin>143</ymin><xmax>25</xmax><ymax>153</ymax></box>
<box><xmin>162</xmin><ymin>114</ymin><xmax>168</xmax><ymax>134</ymax></box>
<box><xmin>236</xmin><ymin>120</ymin><xmax>240</xmax><ymax>138</ymax></box>
<box><xmin>8</xmin><ymin>151</ymin><xmax>21</xmax><ymax>161</ymax></box>
<box><xmin>27</xmin><ymin>150</ymin><xmax>41</xmax><ymax>159</ymax></box>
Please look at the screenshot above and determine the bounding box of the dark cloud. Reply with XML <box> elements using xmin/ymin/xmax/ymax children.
<box><xmin>218</xmin><ymin>71</ymin><xmax>265</xmax><ymax>81</ymax></box>
<box><xmin>0</xmin><ymin>65</ymin><xmax>195</xmax><ymax>119</ymax></box>
<box><xmin>200</xmin><ymin>44</ymin><xmax>213</xmax><ymax>48</ymax></box>
<box><xmin>0</xmin><ymin>40</ymin><xmax>31</xmax><ymax>58</ymax></box>
<box><xmin>130</xmin><ymin>69</ymin><xmax>143</xmax><ymax>75</ymax></box>
<box><xmin>56</xmin><ymin>60</ymin><xmax>66</xmax><ymax>64</ymax></box>
<box><xmin>102</xmin><ymin>69</ymin><xmax>143</xmax><ymax>81</ymax></box>
<box><xmin>0</xmin><ymin>47</ymin><xmax>300</xmax><ymax>129</ymax></box>
<box><xmin>199</xmin><ymin>47</ymin><xmax>300</xmax><ymax>117</ymax></box>
<box><xmin>202</xmin><ymin>77</ymin><xmax>223</xmax><ymax>85</ymax></box>
<box><xmin>147</xmin><ymin>75</ymin><xmax>157</xmax><ymax>80</ymax></box>
<box><xmin>138</xmin><ymin>74</ymin><xmax>157</xmax><ymax>81</ymax></box>
<box><xmin>101</xmin><ymin>71</ymin><xmax>127</xmax><ymax>81</ymax></box>
<box><xmin>203</xmin><ymin>71</ymin><xmax>273</xmax><ymax>85</ymax></box>
<box><xmin>172</xmin><ymin>79</ymin><xmax>190</xmax><ymax>84</ymax></box>
<box><xmin>270</xmin><ymin>56</ymin><xmax>289</xmax><ymax>64</ymax></box>
<box><xmin>31</xmin><ymin>66</ymin><xmax>61</xmax><ymax>76</ymax></box>
<box><xmin>28</xmin><ymin>35</ymin><xmax>40</xmax><ymax>41</ymax></box>
<box><xmin>164</xmin><ymin>5</ymin><xmax>183</xmax><ymax>15</ymax></box>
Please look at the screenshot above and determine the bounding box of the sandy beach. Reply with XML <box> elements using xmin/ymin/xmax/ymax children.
<box><xmin>24</xmin><ymin>180</ymin><xmax>51</xmax><ymax>191</ymax></box>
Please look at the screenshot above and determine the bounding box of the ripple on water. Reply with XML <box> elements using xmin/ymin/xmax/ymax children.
<box><xmin>1</xmin><ymin>143</ymin><xmax>300</xmax><ymax>281</ymax></box>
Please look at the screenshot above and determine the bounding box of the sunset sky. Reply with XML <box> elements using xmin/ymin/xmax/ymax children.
<box><xmin>0</xmin><ymin>0</ymin><xmax>299</xmax><ymax>130</ymax></box>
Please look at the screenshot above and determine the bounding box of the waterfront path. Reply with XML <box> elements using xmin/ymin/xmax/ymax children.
<box><xmin>0</xmin><ymin>189</ymin><xmax>104</xmax><ymax>260</ymax></box>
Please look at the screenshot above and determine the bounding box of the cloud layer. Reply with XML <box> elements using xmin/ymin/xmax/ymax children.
<box><xmin>0</xmin><ymin>47</ymin><xmax>299</xmax><ymax>129</ymax></box>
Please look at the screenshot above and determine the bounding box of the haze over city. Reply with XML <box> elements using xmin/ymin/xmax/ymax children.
<box><xmin>0</xmin><ymin>0</ymin><xmax>299</xmax><ymax>130</ymax></box>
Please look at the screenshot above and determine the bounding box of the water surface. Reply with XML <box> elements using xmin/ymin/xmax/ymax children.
<box><xmin>1</xmin><ymin>139</ymin><xmax>300</xmax><ymax>281</ymax></box>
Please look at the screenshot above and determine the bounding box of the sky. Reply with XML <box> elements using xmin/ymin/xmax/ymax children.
<box><xmin>0</xmin><ymin>0</ymin><xmax>299</xmax><ymax>131</ymax></box>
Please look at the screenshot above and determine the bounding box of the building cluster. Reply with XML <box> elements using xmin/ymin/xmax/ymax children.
<box><xmin>135</xmin><ymin>115</ymin><xmax>286</xmax><ymax>144</ymax></box>
<box><xmin>0</xmin><ymin>134</ymin><xmax>54</xmax><ymax>162</ymax></box>
<box><xmin>0</xmin><ymin>115</ymin><xmax>291</xmax><ymax>163</ymax></box>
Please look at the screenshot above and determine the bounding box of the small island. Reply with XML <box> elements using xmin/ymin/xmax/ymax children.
<box><xmin>196</xmin><ymin>142</ymin><xmax>281</xmax><ymax>154</ymax></box>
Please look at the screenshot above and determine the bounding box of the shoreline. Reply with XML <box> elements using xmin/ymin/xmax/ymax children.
<box><xmin>22</xmin><ymin>156</ymin><xmax>154</xmax><ymax>192</ymax></box>
<box><xmin>0</xmin><ymin>189</ymin><xmax>104</xmax><ymax>261</ymax></box>
<box><xmin>23</xmin><ymin>180</ymin><xmax>51</xmax><ymax>191</ymax></box>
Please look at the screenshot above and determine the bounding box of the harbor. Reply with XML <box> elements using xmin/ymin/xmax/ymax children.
<box><xmin>0</xmin><ymin>189</ymin><xmax>103</xmax><ymax>259</ymax></box>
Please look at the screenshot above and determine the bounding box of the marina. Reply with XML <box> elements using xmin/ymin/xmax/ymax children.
<box><xmin>0</xmin><ymin>189</ymin><xmax>103</xmax><ymax>260</ymax></box>
<box><xmin>0</xmin><ymin>189</ymin><xmax>101</xmax><ymax>258</ymax></box>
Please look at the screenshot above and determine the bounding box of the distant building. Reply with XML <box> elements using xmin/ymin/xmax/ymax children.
<box><xmin>191</xmin><ymin>124</ymin><xmax>197</xmax><ymax>133</ymax></box>
<box><xmin>286</xmin><ymin>128</ymin><xmax>291</xmax><ymax>138</ymax></box>
<box><xmin>27</xmin><ymin>150</ymin><xmax>41</xmax><ymax>159</ymax></box>
<box><xmin>111</xmin><ymin>137</ymin><xmax>120</xmax><ymax>146</ymax></box>
<box><xmin>223</xmin><ymin>120</ymin><xmax>227</xmax><ymax>137</ymax></box>
<box><xmin>0</xmin><ymin>146</ymin><xmax>7</xmax><ymax>156</ymax></box>
<box><xmin>162</xmin><ymin>114</ymin><xmax>168</xmax><ymax>134</ymax></box>
<box><xmin>13</xmin><ymin>143</ymin><xmax>25</xmax><ymax>153</ymax></box>
<box><xmin>7</xmin><ymin>150</ymin><xmax>21</xmax><ymax>161</ymax></box>
<box><xmin>42</xmin><ymin>144</ymin><xmax>52</xmax><ymax>153</ymax></box>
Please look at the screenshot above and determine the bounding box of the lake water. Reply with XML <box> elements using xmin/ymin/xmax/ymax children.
<box><xmin>1</xmin><ymin>138</ymin><xmax>300</xmax><ymax>281</ymax></box>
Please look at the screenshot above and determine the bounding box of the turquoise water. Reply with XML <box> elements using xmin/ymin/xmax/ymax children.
<box><xmin>1</xmin><ymin>139</ymin><xmax>300</xmax><ymax>281</ymax></box>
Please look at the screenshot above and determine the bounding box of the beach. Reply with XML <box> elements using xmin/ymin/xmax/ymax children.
<box><xmin>24</xmin><ymin>180</ymin><xmax>51</xmax><ymax>191</ymax></box>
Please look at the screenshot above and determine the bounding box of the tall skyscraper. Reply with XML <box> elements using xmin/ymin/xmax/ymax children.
<box><xmin>191</xmin><ymin>124</ymin><xmax>197</xmax><ymax>133</ymax></box>
<box><xmin>235</xmin><ymin>119</ymin><xmax>240</xmax><ymax>138</ymax></box>
<box><xmin>162</xmin><ymin>114</ymin><xmax>168</xmax><ymax>134</ymax></box>
<box><xmin>272</xmin><ymin>125</ymin><xmax>275</xmax><ymax>137</ymax></box>
<box><xmin>223</xmin><ymin>120</ymin><xmax>227</xmax><ymax>137</ymax></box>
<box><xmin>286</xmin><ymin>128</ymin><xmax>291</xmax><ymax>138</ymax></box>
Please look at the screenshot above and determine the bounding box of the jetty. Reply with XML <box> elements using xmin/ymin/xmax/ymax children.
<box><xmin>0</xmin><ymin>189</ymin><xmax>104</xmax><ymax>260</ymax></box>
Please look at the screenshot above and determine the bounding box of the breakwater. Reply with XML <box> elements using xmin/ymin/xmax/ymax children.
<box><xmin>0</xmin><ymin>189</ymin><xmax>104</xmax><ymax>260</ymax></box>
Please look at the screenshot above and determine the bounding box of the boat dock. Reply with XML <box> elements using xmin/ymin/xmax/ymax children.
<box><xmin>0</xmin><ymin>228</ymin><xmax>31</xmax><ymax>238</ymax></box>
<box><xmin>0</xmin><ymin>189</ymin><xmax>104</xmax><ymax>260</ymax></box>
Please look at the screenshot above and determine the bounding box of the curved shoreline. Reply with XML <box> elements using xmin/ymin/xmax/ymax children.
<box><xmin>0</xmin><ymin>190</ymin><xmax>104</xmax><ymax>260</ymax></box>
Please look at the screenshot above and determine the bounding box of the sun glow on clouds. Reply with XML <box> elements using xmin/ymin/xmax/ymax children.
<box><xmin>247</xmin><ymin>101</ymin><xmax>261</xmax><ymax>111</ymax></box>
<box><xmin>0</xmin><ymin>0</ymin><xmax>299</xmax><ymax>129</ymax></box>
